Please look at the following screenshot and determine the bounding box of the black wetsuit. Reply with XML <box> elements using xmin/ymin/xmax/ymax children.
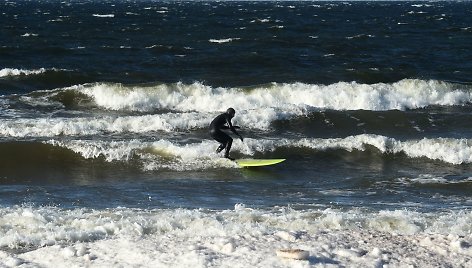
<box><xmin>209</xmin><ymin>112</ymin><xmax>241</xmax><ymax>158</ymax></box>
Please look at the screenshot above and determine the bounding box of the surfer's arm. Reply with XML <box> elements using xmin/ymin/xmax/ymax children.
<box><xmin>220</xmin><ymin>126</ymin><xmax>240</xmax><ymax>129</ymax></box>
<box><xmin>226</xmin><ymin>117</ymin><xmax>243</xmax><ymax>141</ymax></box>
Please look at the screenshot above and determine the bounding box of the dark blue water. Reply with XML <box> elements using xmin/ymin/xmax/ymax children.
<box><xmin>1</xmin><ymin>1</ymin><xmax>472</xmax><ymax>214</ymax></box>
<box><xmin>2</xmin><ymin>0</ymin><xmax>471</xmax><ymax>90</ymax></box>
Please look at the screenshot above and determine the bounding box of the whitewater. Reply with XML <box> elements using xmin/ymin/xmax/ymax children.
<box><xmin>1</xmin><ymin>206</ymin><xmax>472</xmax><ymax>267</ymax></box>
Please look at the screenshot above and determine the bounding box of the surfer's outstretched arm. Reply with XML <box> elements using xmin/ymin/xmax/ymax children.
<box><xmin>220</xmin><ymin>126</ymin><xmax>240</xmax><ymax>130</ymax></box>
<box><xmin>228</xmin><ymin>122</ymin><xmax>243</xmax><ymax>141</ymax></box>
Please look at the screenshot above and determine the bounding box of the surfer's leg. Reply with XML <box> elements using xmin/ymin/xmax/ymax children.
<box><xmin>212</xmin><ymin>130</ymin><xmax>231</xmax><ymax>156</ymax></box>
<box><xmin>224</xmin><ymin>138</ymin><xmax>233</xmax><ymax>159</ymax></box>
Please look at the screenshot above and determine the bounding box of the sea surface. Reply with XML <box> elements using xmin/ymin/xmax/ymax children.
<box><xmin>1</xmin><ymin>1</ymin><xmax>472</xmax><ymax>266</ymax></box>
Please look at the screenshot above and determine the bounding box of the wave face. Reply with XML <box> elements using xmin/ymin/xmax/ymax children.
<box><xmin>3</xmin><ymin>135</ymin><xmax>472</xmax><ymax>176</ymax></box>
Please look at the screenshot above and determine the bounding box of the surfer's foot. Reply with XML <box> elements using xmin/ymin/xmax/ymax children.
<box><xmin>224</xmin><ymin>155</ymin><xmax>235</xmax><ymax>161</ymax></box>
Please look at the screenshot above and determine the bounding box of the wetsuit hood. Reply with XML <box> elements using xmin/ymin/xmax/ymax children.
<box><xmin>226</xmin><ymin>108</ymin><xmax>235</xmax><ymax>118</ymax></box>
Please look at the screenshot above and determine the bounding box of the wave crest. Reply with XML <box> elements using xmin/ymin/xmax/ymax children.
<box><xmin>0</xmin><ymin>68</ymin><xmax>49</xmax><ymax>77</ymax></box>
<box><xmin>76</xmin><ymin>79</ymin><xmax>471</xmax><ymax>113</ymax></box>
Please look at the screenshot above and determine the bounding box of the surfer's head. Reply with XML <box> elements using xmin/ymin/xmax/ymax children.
<box><xmin>226</xmin><ymin>107</ymin><xmax>235</xmax><ymax>118</ymax></box>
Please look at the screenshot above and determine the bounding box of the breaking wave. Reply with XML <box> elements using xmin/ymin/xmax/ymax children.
<box><xmin>35</xmin><ymin>135</ymin><xmax>472</xmax><ymax>170</ymax></box>
<box><xmin>72</xmin><ymin>79</ymin><xmax>471</xmax><ymax>113</ymax></box>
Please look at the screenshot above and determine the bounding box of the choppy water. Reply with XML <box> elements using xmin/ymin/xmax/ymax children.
<box><xmin>1</xmin><ymin>1</ymin><xmax>472</xmax><ymax>261</ymax></box>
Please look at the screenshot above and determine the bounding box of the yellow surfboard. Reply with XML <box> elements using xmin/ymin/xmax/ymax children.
<box><xmin>235</xmin><ymin>159</ymin><xmax>285</xmax><ymax>167</ymax></box>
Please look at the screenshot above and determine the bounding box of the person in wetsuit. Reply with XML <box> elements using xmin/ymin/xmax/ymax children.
<box><xmin>209</xmin><ymin>108</ymin><xmax>243</xmax><ymax>160</ymax></box>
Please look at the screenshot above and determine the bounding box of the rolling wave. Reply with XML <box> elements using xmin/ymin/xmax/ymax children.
<box><xmin>1</xmin><ymin>135</ymin><xmax>469</xmax><ymax>171</ymax></box>
<box><xmin>2</xmin><ymin>107</ymin><xmax>471</xmax><ymax>139</ymax></box>
<box><xmin>50</xmin><ymin>135</ymin><xmax>472</xmax><ymax>167</ymax></box>
<box><xmin>73</xmin><ymin>79</ymin><xmax>471</xmax><ymax>112</ymax></box>
<box><xmin>2</xmin><ymin>79</ymin><xmax>471</xmax><ymax>135</ymax></box>
<box><xmin>0</xmin><ymin>68</ymin><xmax>93</xmax><ymax>94</ymax></box>
<box><xmin>5</xmin><ymin>79</ymin><xmax>471</xmax><ymax>113</ymax></box>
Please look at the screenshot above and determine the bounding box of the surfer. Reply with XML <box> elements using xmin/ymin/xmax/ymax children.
<box><xmin>209</xmin><ymin>107</ymin><xmax>243</xmax><ymax>160</ymax></box>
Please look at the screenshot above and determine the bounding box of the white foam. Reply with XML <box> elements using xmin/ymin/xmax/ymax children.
<box><xmin>0</xmin><ymin>206</ymin><xmax>471</xmax><ymax>267</ymax></box>
<box><xmin>0</xmin><ymin>113</ymin><xmax>210</xmax><ymax>137</ymax></box>
<box><xmin>395</xmin><ymin>175</ymin><xmax>472</xmax><ymax>185</ymax></box>
<box><xmin>208</xmin><ymin>38</ymin><xmax>240</xmax><ymax>44</ymax></box>
<box><xmin>19</xmin><ymin>95</ymin><xmax>65</xmax><ymax>109</ymax></box>
<box><xmin>346</xmin><ymin>34</ymin><xmax>375</xmax><ymax>39</ymax></box>
<box><xmin>402</xmin><ymin>174</ymin><xmax>450</xmax><ymax>185</ymax></box>
<box><xmin>92</xmin><ymin>14</ymin><xmax>115</xmax><ymax>18</ymax></box>
<box><xmin>76</xmin><ymin>79</ymin><xmax>472</xmax><ymax>114</ymax></box>
<box><xmin>46</xmin><ymin>139</ymin><xmax>238</xmax><ymax>171</ymax></box>
<box><xmin>21</xmin><ymin>33</ymin><xmax>38</xmax><ymax>37</ymax></box>
<box><xmin>0</xmin><ymin>68</ymin><xmax>47</xmax><ymax>77</ymax></box>
<box><xmin>398</xmin><ymin>138</ymin><xmax>472</xmax><ymax>165</ymax></box>
<box><xmin>411</xmin><ymin>4</ymin><xmax>432</xmax><ymax>8</ymax></box>
<box><xmin>47</xmin><ymin>139</ymin><xmax>147</xmax><ymax>162</ymax></box>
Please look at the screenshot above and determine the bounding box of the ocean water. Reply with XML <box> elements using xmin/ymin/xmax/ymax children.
<box><xmin>1</xmin><ymin>1</ymin><xmax>472</xmax><ymax>267</ymax></box>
